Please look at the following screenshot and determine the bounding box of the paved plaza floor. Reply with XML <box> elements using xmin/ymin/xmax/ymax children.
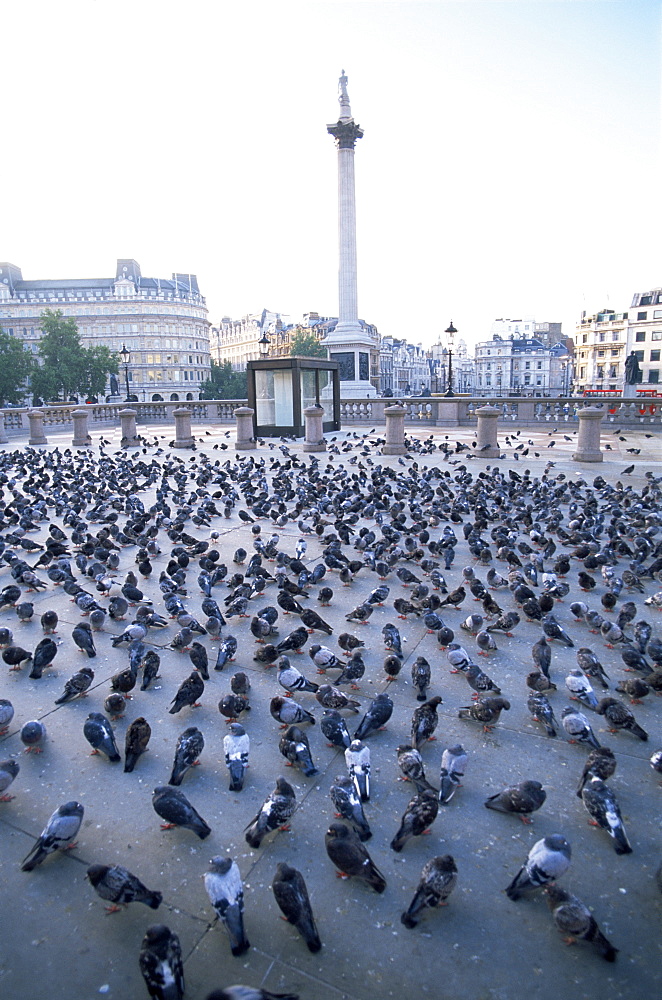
<box><xmin>0</xmin><ymin>420</ymin><xmax>660</xmax><ymax>1000</ymax></box>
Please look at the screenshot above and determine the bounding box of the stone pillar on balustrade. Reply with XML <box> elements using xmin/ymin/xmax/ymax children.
<box><xmin>303</xmin><ymin>405</ymin><xmax>326</xmax><ymax>452</ymax></box>
<box><xmin>173</xmin><ymin>407</ymin><xmax>195</xmax><ymax>449</ymax></box>
<box><xmin>573</xmin><ymin>406</ymin><xmax>604</xmax><ymax>462</ymax></box>
<box><xmin>475</xmin><ymin>404</ymin><xmax>501</xmax><ymax>458</ymax></box>
<box><xmin>71</xmin><ymin>408</ymin><xmax>92</xmax><ymax>448</ymax></box>
<box><xmin>27</xmin><ymin>409</ymin><xmax>48</xmax><ymax>446</ymax></box>
<box><xmin>234</xmin><ymin>407</ymin><xmax>256</xmax><ymax>450</ymax></box>
<box><xmin>0</xmin><ymin>412</ymin><xmax>8</xmax><ymax>446</ymax></box>
<box><xmin>382</xmin><ymin>403</ymin><xmax>407</xmax><ymax>455</ymax></box>
<box><xmin>119</xmin><ymin>408</ymin><xmax>140</xmax><ymax>448</ymax></box>
<box><xmin>435</xmin><ymin>397</ymin><xmax>461</xmax><ymax>426</ymax></box>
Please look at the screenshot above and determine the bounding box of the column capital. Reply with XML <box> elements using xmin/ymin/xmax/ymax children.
<box><xmin>327</xmin><ymin>120</ymin><xmax>364</xmax><ymax>149</ymax></box>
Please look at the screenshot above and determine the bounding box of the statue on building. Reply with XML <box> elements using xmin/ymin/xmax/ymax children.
<box><xmin>110</xmin><ymin>373</ymin><xmax>119</xmax><ymax>395</ymax></box>
<box><xmin>624</xmin><ymin>351</ymin><xmax>641</xmax><ymax>385</ymax></box>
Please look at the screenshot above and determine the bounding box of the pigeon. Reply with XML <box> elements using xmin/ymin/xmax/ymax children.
<box><xmin>169</xmin><ymin>727</ymin><xmax>205</xmax><ymax>786</ymax></box>
<box><xmin>138</xmin><ymin>924</ymin><xmax>185</xmax><ymax>1000</ymax></box>
<box><xmin>0</xmin><ymin>628</ymin><xmax>14</xmax><ymax>648</ymax></box>
<box><xmin>338</xmin><ymin>632</ymin><xmax>365</xmax><ymax>655</ymax></box>
<box><xmin>401</xmin><ymin>855</ymin><xmax>458</xmax><ymax>928</ymax></box>
<box><xmin>330</xmin><ymin>775</ymin><xmax>372</xmax><ymax>841</ymax></box>
<box><xmin>484</xmin><ymin>780</ymin><xmax>546</xmax><ymax>823</ymax></box>
<box><xmin>277</xmin><ymin>626</ymin><xmax>309</xmax><ymax>655</ymax></box>
<box><xmin>0</xmin><ymin>698</ymin><xmax>14</xmax><ymax>735</ymax></box>
<box><xmin>465</xmin><ymin>663</ymin><xmax>501</xmax><ymax>698</ymax></box>
<box><xmin>486</xmin><ymin>611</ymin><xmax>520</xmax><ymax>635</ymax></box>
<box><xmin>204</xmin><ymin>856</ymin><xmax>250</xmax><ymax>956</ymax></box>
<box><xmin>321</xmin><ymin>709</ymin><xmax>351</xmax><ymax>749</ymax></box>
<box><xmin>324</xmin><ymin>822</ymin><xmax>386</xmax><ymax>893</ymax></box>
<box><xmin>245</xmin><ymin>776</ymin><xmax>296</xmax><ymax>848</ymax></box>
<box><xmin>218</xmin><ymin>693</ymin><xmax>251</xmax><ymax>722</ymax></box>
<box><xmin>270</xmin><ymin>695</ymin><xmax>315</xmax><ymax>728</ymax></box>
<box><xmin>104</xmin><ymin>693</ymin><xmax>126</xmax><ymax>719</ymax></box>
<box><xmin>83</xmin><ymin>712</ymin><xmax>121</xmax><ymax>762</ymax></box>
<box><xmin>390</xmin><ymin>787</ymin><xmax>439</xmax><ymax>851</ymax></box>
<box><xmin>565</xmin><ymin>669</ymin><xmax>599</xmax><ymax>711</ymax></box>
<box><xmin>576</xmin><ymin>647</ymin><xmax>610</xmax><ymax>689</ymax></box>
<box><xmin>206</xmin><ymin>988</ymin><xmax>298</xmax><ymax>1000</ymax></box>
<box><xmin>72</xmin><ymin>621</ymin><xmax>97</xmax><ymax>657</ymax></box>
<box><xmin>277</xmin><ymin>658</ymin><xmax>319</xmax><ymax>696</ymax></box>
<box><xmin>581</xmin><ymin>776</ymin><xmax>633</xmax><ymax>854</ymax></box>
<box><xmin>596</xmin><ymin>697</ymin><xmax>648</xmax><ymax>740</ymax></box>
<box><xmin>272</xmin><ymin>862</ymin><xmax>321</xmax><ymax>953</ymax></box>
<box><xmin>345</xmin><ymin>739</ymin><xmax>371</xmax><ymax>801</ymax></box>
<box><xmin>308</xmin><ymin>643</ymin><xmax>339</xmax><ymax>673</ymax></box>
<box><xmin>215</xmin><ymin>635</ymin><xmax>238</xmax><ymax>670</ymax></box>
<box><xmin>458</xmin><ymin>695</ymin><xmax>510</xmax><ymax>731</ymax></box>
<box><xmin>141</xmin><ymin>650</ymin><xmax>161</xmax><ymax>690</ymax></box>
<box><xmin>223</xmin><ymin>723</ymin><xmax>250</xmax><ymax>791</ymax></box>
<box><xmin>2</xmin><ymin>645</ymin><xmax>33</xmax><ymax>672</ymax></box>
<box><xmin>188</xmin><ymin>641</ymin><xmax>209</xmax><ymax>680</ymax></box>
<box><xmin>300</xmin><ymin>608</ymin><xmax>333</xmax><ymax>634</ymax></box>
<box><xmin>152</xmin><ymin>786</ymin><xmax>211</xmax><ymax>839</ymax></box>
<box><xmin>20</xmin><ymin>800</ymin><xmax>84</xmax><ymax>871</ymax></box>
<box><xmin>615</xmin><ymin>677</ymin><xmax>650</xmax><ymax>703</ymax></box>
<box><xmin>279</xmin><ymin>725</ymin><xmax>318</xmax><ymax>776</ymax></box>
<box><xmin>439</xmin><ymin>744</ymin><xmax>467</xmax><ymax>803</ymax></box>
<box><xmin>542</xmin><ymin>615</ymin><xmax>574</xmax><ymax>647</ymax></box>
<box><xmin>20</xmin><ymin>720</ymin><xmax>46</xmax><ymax>753</ymax></box>
<box><xmin>253</xmin><ymin>643</ymin><xmax>280</xmax><ymax>667</ymax></box>
<box><xmin>532</xmin><ymin>635</ymin><xmax>552</xmax><ymax>678</ymax></box>
<box><xmin>505</xmin><ymin>833</ymin><xmax>571</xmax><ymax>900</ymax></box>
<box><xmin>86</xmin><ymin>863</ymin><xmax>162</xmax><ymax>912</ymax></box>
<box><xmin>576</xmin><ymin>747</ymin><xmax>616</xmax><ymax>798</ymax></box>
<box><xmin>411</xmin><ymin>656</ymin><xmax>431</xmax><ymax>701</ymax></box>
<box><xmin>111</xmin><ymin>623</ymin><xmax>149</xmax><ymax>647</ymax></box>
<box><xmin>345</xmin><ymin>602</ymin><xmax>373</xmax><ymax>624</ymax></box>
<box><xmin>230</xmin><ymin>672</ymin><xmax>251</xmax><ymax>697</ymax></box>
<box><xmin>0</xmin><ymin>758</ymin><xmax>19</xmax><ymax>800</ymax></box>
<box><xmin>354</xmin><ymin>692</ymin><xmax>393</xmax><ymax>739</ymax></box>
<box><xmin>333</xmin><ymin>651</ymin><xmax>366</xmax><ymax>688</ymax></box>
<box><xmin>27</xmin><ymin>637</ymin><xmax>58</xmax><ymax>680</ymax></box>
<box><xmin>545</xmin><ymin>884</ymin><xmax>617</xmax><ymax>962</ymax></box>
<box><xmin>396</xmin><ymin>743</ymin><xmax>430</xmax><ymax>787</ymax></box>
<box><xmin>382</xmin><ymin>623</ymin><xmax>403</xmax><ymax>657</ymax></box>
<box><xmin>169</xmin><ymin>672</ymin><xmax>204</xmax><ymax>714</ymax></box>
<box><xmin>561</xmin><ymin>706</ymin><xmax>601</xmax><ymax>748</ymax></box>
<box><xmin>315</xmin><ymin>684</ymin><xmax>360</xmax><ymax>713</ymax></box>
<box><xmin>411</xmin><ymin>696</ymin><xmax>443</xmax><ymax>749</ymax></box>
<box><xmin>124</xmin><ymin>717</ymin><xmax>152</xmax><ymax>773</ymax></box>
<box><xmin>526</xmin><ymin>691</ymin><xmax>559</xmax><ymax>738</ymax></box>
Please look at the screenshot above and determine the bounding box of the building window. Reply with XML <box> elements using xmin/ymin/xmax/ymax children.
<box><xmin>597</xmin><ymin>367</ymin><xmax>604</xmax><ymax>379</ymax></box>
<box><xmin>654</xmin><ymin>310</ymin><xmax>662</xmax><ymax>319</ymax></box>
<box><xmin>649</xmin><ymin>370</ymin><xmax>660</xmax><ymax>383</ymax></box>
<box><xmin>525</xmin><ymin>361</ymin><xmax>530</xmax><ymax>369</ymax></box>
<box><xmin>634</xmin><ymin>350</ymin><xmax>644</xmax><ymax>362</ymax></box>
<box><xmin>597</xmin><ymin>350</ymin><xmax>605</xmax><ymax>357</ymax></box>
<box><xmin>652</xmin><ymin>330</ymin><xmax>662</xmax><ymax>341</ymax></box>
<box><xmin>611</xmin><ymin>349</ymin><xmax>619</xmax><ymax>356</ymax></box>
<box><xmin>640</xmin><ymin>296</ymin><xmax>652</xmax><ymax>306</ymax></box>
<box><xmin>612</xmin><ymin>332</ymin><xmax>619</xmax><ymax>341</ymax></box>
<box><xmin>582</xmin><ymin>334</ymin><xmax>588</xmax><ymax>343</ymax></box>
<box><xmin>651</xmin><ymin>350</ymin><xmax>661</xmax><ymax>362</ymax></box>
<box><xmin>637</xmin><ymin>311</ymin><xmax>647</xmax><ymax>320</ymax></box>
<box><xmin>524</xmin><ymin>375</ymin><xmax>530</xmax><ymax>385</ymax></box>
<box><xmin>598</xmin><ymin>331</ymin><xmax>605</xmax><ymax>342</ymax></box>
<box><xmin>536</xmin><ymin>361</ymin><xmax>542</xmax><ymax>369</ymax></box>
<box><xmin>635</xmin><ymin>331</ymin><xmax>646</xmax><ymax>342</ymax></box>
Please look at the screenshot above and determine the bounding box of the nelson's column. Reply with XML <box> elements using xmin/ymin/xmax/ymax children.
<box><xmin>324</xmin><ymin>71</ymin><xmax>378</xmax><ymax>396</ymax></box>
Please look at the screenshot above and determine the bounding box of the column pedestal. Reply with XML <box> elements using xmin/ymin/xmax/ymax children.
<box><xmin>475</xmin><ymin>405</ymin><xmax>501</xmax><ymax>458</ymax></box>
<box><xmin>27</xmin><ymin>410</ymin><xmax>48</xmax><ymax>446</ymax></box>
<box><xmin>0</xmin><ymin>413</ymin><xmax>8</xmax><ymax>445</ymax></box>
<box><xmin>173</xmin><ymin>407</ymin><xmax>195</xmax><ymax>449</ymax></box>
<box><xmin>119</xmin><ymin>408</ymin><xmax>140</xmax><ymax>448</ymax></box>
<box><xmin>303</xmin><ymin>405</ymin><xmax>326</xmax><ymax>452</ymax></box>
<box><xmin>573</xmin><ymin>406</ymin><xmax>604</xmax><ymax>462</ymax></box>
<box><xmin>382</xmin><ymin>404</ymin><xmax>407</xmax><ymax>455</ymax></box>
<box><xmin>234</xmin><ymin>407</ymin><xmax>256</xmax><ymax>450</ymax></box>
<box><xmin>72</xmin><ymin>408</ymin><xmax>92</xmax><ymax>448</ymax></box>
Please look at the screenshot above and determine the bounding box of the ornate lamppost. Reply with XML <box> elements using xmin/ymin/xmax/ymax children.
<box><xmin>444</xmin><ymin>321</ymin><xmax>457</xmax><ymax>397</ymax></box>
<box><xmin>119</xmin><ymin>344</ymin><xmax>131</xmax><ymax>401</ymax></box>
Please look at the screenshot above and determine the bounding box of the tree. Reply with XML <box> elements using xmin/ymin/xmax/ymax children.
<box><xmin>200</xmin><ymin>361</ymin><xmax>247</xmax><ymax>400</ymax></box>
<box><xmin>289</xmin><ymin>330</ymin><xmax>327</xmax><ymax>358</ymax></box>
<box><xmin>0</xmin><ymin>328</ymin><xmax>37</xmax><ymax>407</ymax></box>
<box><xmin>31</xmin><ymin>310</ymin><xmax>118</xmax><ymax>402</ymax></box>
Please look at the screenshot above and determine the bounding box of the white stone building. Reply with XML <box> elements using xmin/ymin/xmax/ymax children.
<box><xmin>0</xmin><ymin>259</ymin><xmax>211</xmax><ymax>402</ymax></box>
<box><xmin>626</xmin><ymin>288</ymin><xmax>662</xmax><ymax>389</ymax></box>
<box><xmin>474</xmin><ymin>331</ymin><xmax>570</xmax><ymax>397</ymax></box>
<box><xmin>573</xmin><ymin>309</ymin><xmax>628</xmax><ymax>394</ymax></box>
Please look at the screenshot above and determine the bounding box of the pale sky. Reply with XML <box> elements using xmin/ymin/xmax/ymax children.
<box><xmin>3</xmin><ymin>1</ymin><xmax>660</xmax><ymax>349</ymax></box>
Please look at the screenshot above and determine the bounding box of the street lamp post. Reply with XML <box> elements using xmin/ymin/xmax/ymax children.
<box><xmin>444</xmin><ymin>321</ymin><xmax>457</xmax><ymax>397</ymax></box>
<box><xmin>258</xmin><ymin>332</ymin><xmax>270</xmax><ymax>357</ymax></box>
<box><xmin>119</xmin><ymin>344</ymin><xmax>131</xmax><ymax>401</ymax></box>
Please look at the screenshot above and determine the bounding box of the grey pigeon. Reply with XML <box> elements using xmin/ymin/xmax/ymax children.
<box><xmin>279</xmin><ymin>725</ymin><xmax>318</xmax><ymax>776</ymax></box>
<box><xmin>0</xmin><ymin>758</ymin><xmax>20</xmax><ymax>800</ymax></box>
<box><xmin>561</xmin><ymin>706</ymin><xmax>601</xmax><ymax>748</ymax></box>
<box><xmin>505</xmin><ymin>833</ymin><xmax>571</xmax><ymax>900</ymax></box>
<box><xmin>20</xmin><ymin>800</ymin><xmax>84</xmax><ymax>871</ymax></box>
<box><xmin>581</xmin><ymin>776</ymin><xmax>633</xmax><ymax>854</ymax></box>
<box><xmin>223</xmin><ymin>723</ymin><xmax>250</xmax><ymax>791</ymax></box>
<box><xmin>545</xmin><ymin>884</ymin><xmax>617</xmax><ymax>961</ymax></box>
<box><xmin>138</xmin><ymin>924</ymin><xmax>184</xmax><ymax>1000</ymax></box>
<box><xmin>20</xmin><ymin>720</ymin><xmax>46</xmax><ymax>754</ymax></box>
<box><xmin>86</xmin><ymin>863</ymin><xmax>162</xmax><ymax>911</ymax></box>
<box><xmin>345</xmin><ymin>739</ymin><xmax>371</xmax><ymax>801</ymax></box>
<box><xmin>270</xmin><ymin>695</ymin><xmax>315</xmax><ymax>728</ymax></box>
<box><xmin>325</xmin><ymin>822</ymin><xmax>386</xmax><ymax>893</ymax></box>
<box><xmin>83</xmin><ymin>712</ymin><xmax>121</xmax><ymax>762</ymax></box>
<box><xmin>204</xmin><ymin>856</ymin><xmax>250</xmax><ymax>956</ymax></box>
<box><xmin>354</xmin><ymin>692</ymin><xmax>393</xmax><ymax>740</ymax></box>
<box><xmin>401</xmin><ymin>855</ymin><xmax>458</xmax><ymax>928</ymax></box>
<box><xmin>272</xmin><ymin>862</ymin><xmax>321</xmax><ymax>953</ymax></box>
<box><xmin>152</xmin><ymin>785</ymin><xmax>211</xmax><ymax>839</ymax></box>
<box><xmin>330</xmin><ymin>775</ymin><xmax>371</xmax><ymax>841</ymax></box>
<box><xmin>390</xmin><ymin>787</ymin><xmax>439</xmax><ymax>851</ymax></box>
<box><xmin>245</xmin><ymin>776</ymin><xmax>296</xmax><ymax>848</ymax></box>
<box><xmin>485</xmin><ymin>780</ymin><xmax>546</xmax><ymax>823</ymax></box>
<box><xmin>321</xmin><ymin>709</ymin><xmax>351</xmax><ymax>749</ymax></box>
<box><xmin>169</xmin><ymin>727</ymin><xmax>204</xmax><ymax>786</ymax></box>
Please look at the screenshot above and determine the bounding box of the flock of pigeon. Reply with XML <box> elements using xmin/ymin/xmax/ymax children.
<box><xmin>0</xmin><ymin>427</ymin><xmax>661</xmax><ymax>1000</ymax></box>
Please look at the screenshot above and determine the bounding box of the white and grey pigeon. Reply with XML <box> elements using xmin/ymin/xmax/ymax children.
<box><xmin>565</xmin><ymin>669</ymin><xmax>599</xmax><ymax>711</ymax></box>
<box><xmin>223</xmin><ymin>723</ymin><xmax>250</xmax><ymax>792</ymax></box>
<box><xmin>0</xmin><ymin>758</ymin><xmax>20</xmax><ymax>800</ymax></box>
<box><xmin>20</xmin><ymin>800</ymin><xmax>84</xmax><ymax>871</ymax></box>
<box><xmin>561</xmin><ymin>706</ymin><xmax>601</xmax><ymax>749</ymax></box>
<box><xmin>505</xmin><ymin>834</ymin><xmax>571</xmax><ymax>900</ymax></box>
<box><xmin>439</xmin><ymin>743</ymin><xmax>467</xmax><ymax>805</ymax></box>
<box><xmin>203</xmin><ymin>856</ymin><xmax>250</xmax><ymax>956</ymax></box>
<box><xmin>277</xmin><ymin>657</ymin><xmax>319</xmax><ymax>696</ymax></box>
<box><xmin>111</xmin><ymin>622</ymin><xmax>148</xmax><ymax>647</ymax></box>
<box><xmin>344</xmin><ymin>739</ymin><xmax>371</xmax><ymax>801</ymax></box>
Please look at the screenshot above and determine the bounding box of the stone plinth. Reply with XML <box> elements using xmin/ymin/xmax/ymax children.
<box><xmin>71</xmin><ymin>408</ymin><xmax>92</xmax><ymax>448</ymax></box>
<box><xmin>303</xmin><ymin>405</ymin><xmax>326</xmax><ymax>452</ymax></box>
<box><xmin>382</xmin><ymin>403</ymin><xmax>407</xmax><ymax>455</ymax></box>
<box><xmin>573</xmin><ymin>406</ymin><xmax>604</xmax><ymax>462</ymax></box>
<box><xmin>234</xmin><ymin>407</ymin><xmax>255</xmax><ymax>450</ymax></box>
<box><xmin>475</xmin><ymin>405</ymin><xmax>501</xmax><ymax>458</ymax></box>
<box><xmin>173</xmin><ymin>407</ymin><xmax>195</xmax><ymax>449</ymax></box>
<box><xmin>119</xmin><ymin>408</ymin><xmax>140</xmax><ymax>448</ymax></box>
<box><xmin>436</xmin><ymin>398</ymin><xmax>461</xmax><ymax>426</ymax></box>
<box><xmin>0</xmin><ymin>413</ymin><xmax>8</xmax><ymax>445</ymax></box>
<box><xmin>27</xmin><ymin>409</ymin><xmax>48</xmax><ymax>445</ymax></box>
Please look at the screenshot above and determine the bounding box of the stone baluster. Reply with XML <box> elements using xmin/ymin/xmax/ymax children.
<box><xmin>119</xmin><ymin>407</ymin><xmax>140</xmax><ymax>448</ymax></box>
<box><xmin>27</xmin><ymin>409</ymin><xmax>48</xmax><ymax>446</ymax></box>
<box><xmin>382</xmin><ymin>403</ymin><xmax>407</xmax><ymax>455</ymax></box>
<box><xmin>0</xmin><ymin>412</ymin><xmax>8</xmax><ymax>445</ymax></box>
<box><xmin>303</xmin><ymin>405</ymin><xmax>326</xmax><ymax>452</ymax></box>
<box><xmin>234</xmin><ymin>406</ymin><xmax>256</xmax><ymax>450</ymax></box>
<box><xmin>71</xmin><ymin>408</ymin><xmax>92</xmax><ymax>448</ymax></box>
<box><xmin>173</xmin><ymin>407</ymin><xmax>195</xmax><ymax>449</ymax></box>
<box><xmin>475</xmin><ymin>404</ymin><xmax>501</xmax><ymax>458</ymax></box>
<box><xmin>573</xmin><ymin>406</ymin><xmax>604</xmax><ymax>462</ymax></box>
